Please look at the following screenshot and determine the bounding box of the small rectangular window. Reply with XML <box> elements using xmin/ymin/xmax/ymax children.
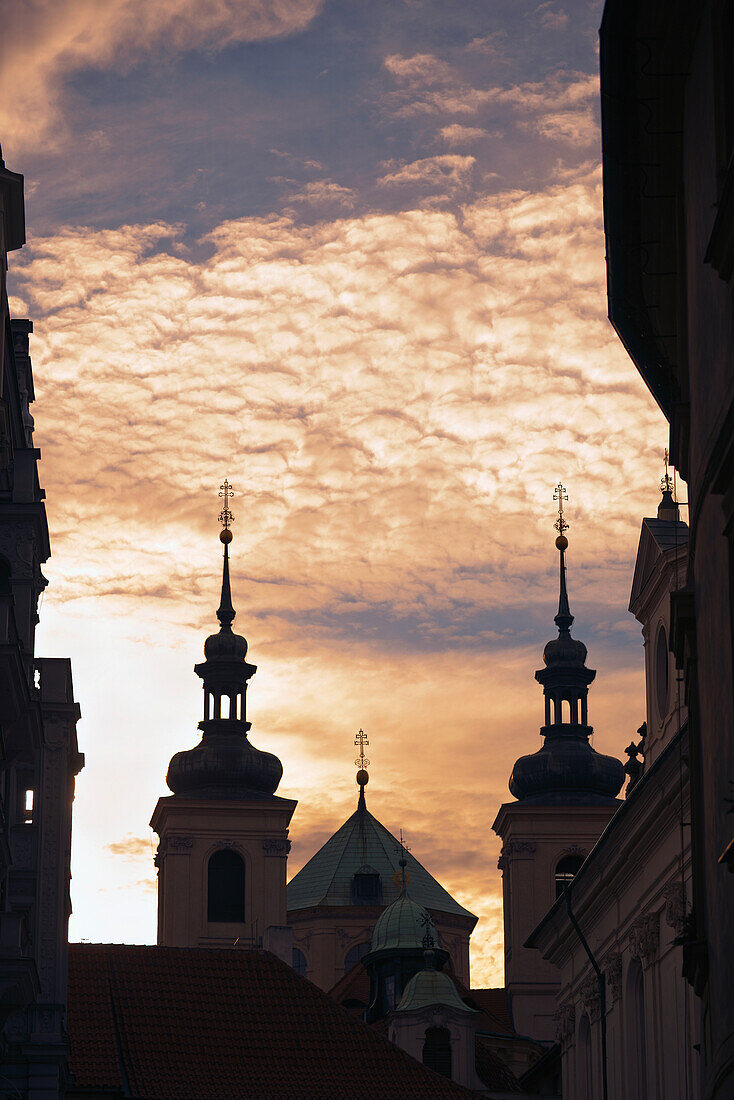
<box><xmin>23</xmin><ymin>789</ymin><xmax>34</xmax><ymax>823</ymax></box>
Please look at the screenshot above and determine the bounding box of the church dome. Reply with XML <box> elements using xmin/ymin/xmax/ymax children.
<box><xmin>543</xmin><ymin>631</ymin><xmax>587</xmax><ymax>667</ymax></box>
<box><xmin>370</xmin><ymin>891</ymin><xmax>430</xmax><ymax>954</ymax></box>
<box><xmin>203</xmin><ymin>626</ymin><xmax>247</xmax><ymax>661</ymax></box>
<box><xmin>509</xmin><ymin>736</ymin><xmax>625</xmax><ymax>804</ymax></box>
<box><xmin>167</xmin><ymin>734</ymin><xmax>283</xmax><ymax>799</ymax></box>
<box><xmin>396</xmin><ymin>968</ymin><xmax>475</xmax><ymax>1015</ymax></box>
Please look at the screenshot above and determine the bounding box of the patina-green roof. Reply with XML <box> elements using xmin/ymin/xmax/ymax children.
<box><xmin>397</xmin><ymin>968</ymin><xmax>476</xmax><ymax>1015</ymax></box>
<box><xmin>370</xmin><ymin>892</ymin><xmax>428</xmax><ymax>953</ymax></box>
<box><xmin>286</xmin><ymin>799</ymin><xmax>475</xmax><ymax>920</ymax></box>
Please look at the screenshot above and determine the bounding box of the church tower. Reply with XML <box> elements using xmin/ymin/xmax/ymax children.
<box><xmin>151</xmin><ymin>483</ymin><xmax>296</xmax><ymax>958</ymax></box>
<box><xmin>492</xmin><ymin>486</ymin><xmax>624</xmax><ymax>1041</ymax></box>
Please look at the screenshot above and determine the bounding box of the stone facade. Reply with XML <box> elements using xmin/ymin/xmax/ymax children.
<box><xmin>0</xmin><ymin>150</ymin><xmax>84</xmax><ymax>1098</ymax></box>
<box><xmin>600</xmin><ymin>2</ymin><xmax>734</xmax><ymax>1093</ymax></box>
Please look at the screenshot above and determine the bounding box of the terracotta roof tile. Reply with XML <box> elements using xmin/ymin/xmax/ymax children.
<box><xmin>68</xmin><ymin>944</ymin><xmax>478</xmax><ymax>1099</ymax></box>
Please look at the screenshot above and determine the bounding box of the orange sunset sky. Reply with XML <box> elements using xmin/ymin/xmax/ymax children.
<box><xmin>1</xmin><ymin>0</ymin><xmax>675</xmax><ymax>985</ymax></box>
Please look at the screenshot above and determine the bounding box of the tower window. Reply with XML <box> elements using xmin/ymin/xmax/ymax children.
<box><xmin>207</xmin><ymin>849</ymin><xmax>245</xmax><ymax>922</ymax></box>
<box><xmin>292</xmin><ymin>947</ymin><xmax>308</xmax><ymax>976</ymax></box>
<box><xmin>23</xmin><ymin>789</ymin><xmax>34</xmax><ymax>824</ymax></box>
<box><xmin>423</xmin><ymin>1026</ymin><xmax>452</xmax><ymax>1079</ymax></box>
<box><xmin>555</xmin><ymin>853</ymin><xmax>585</xmax><ymax>899</ymax></box>
<box><xmin>351</xmin><ymin>868</ymin><xmax>383</xmax><ymax>905</ymax></box>
<box><xmin>344</xmin><ymin>942</ymin><xmax>370</xmax><ymax>971</ymax></box>
<box><xmin>655</xmin><ymin>626</ymin><xmax>669</xmax><ymax>721</ymax></box>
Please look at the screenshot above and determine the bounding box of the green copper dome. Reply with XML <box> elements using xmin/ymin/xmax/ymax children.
<box><xmin>396</xmin><ymin>968</ymin><xmax>476</xmax><ymax>1015</ymax></box>
<box><xmin>370</xmin><ymin>891</ymin><xmax>430</xmax><ymax>953</ymax></box>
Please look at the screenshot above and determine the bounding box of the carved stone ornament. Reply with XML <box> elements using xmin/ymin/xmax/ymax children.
<box><xmin>168</xmin><ymin>836</ymin><xmax>194</xmax><ymax>851</ymax></box>
<box><xmin>262</xmin><ymin>838</ymin><xmax>291</xmax><ymax>857</ymax></box>
<box><xmin>554</xmin><ymin>1003</ymin><xmax>575</xmax><ymax>1046</ymax></box>
<box><xmin>0</xmin><ymin>524</ymin><xmax>35</xmax><ymax>578</ymax></box>
<box><xmin>579</xmin><ymin>975</ymin><xmax>602</xmax><ymax>1023</ymax></box>
<box><xmin>563</xmin><ymin>844</ymin><xmax>587</xmax><ymax>857</ymax></box>
<box><xmin>498</xmin><ymin>840</ymin><xmax>537</xmax><ymax>869</ymax></box>
<box><xmin>338</xmin><ymin>926</ymin><xmax>372</xmax><ymax>949</ymax></box>
<box><xmin>218</xmin><ymin>839</ymin><xmax>237</xmax><ymax>849</ymax></box>
<box><xmin>604</xmin><ymin>952</ymin><xmax>622</xmax><ymax>1006</ymax></box>
<box><xmin>663</xmin><ymin>881</ymin><xmax>687</xmax><ymax>935</ymax></box>
<box><xmin>628</xmin><ymin>912</ymin><xmax>660</xmax><ymax>967</ymax></box>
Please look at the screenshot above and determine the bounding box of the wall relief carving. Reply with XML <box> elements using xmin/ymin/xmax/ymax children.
<box><xmin>578</xmin><ymin>975</ymin><xmax>602</xmax><ymax>1022</ymax></box>
<box><xmin>554</xmin><ymin>1003</ymin><xmax>575</xmax><ymax>1046</ymax></box>
<box><xmin>663</xmin><ymin>881</ymin><xmax>687</xmax><ymax>935</ymax></box>
<box><xmin>262</xmin><ymin>839</ymin><xmax>291</xmax><ymax>857</ymax></box>
<box><xmin>629</xmin><ymin>912</ymin><xmax>660</xmax><ymax>967</ymax></box>
<box><xmin>604</xmin><ymin>952</ymin><xmax>622</xmax><ymax>1006</ymax></box>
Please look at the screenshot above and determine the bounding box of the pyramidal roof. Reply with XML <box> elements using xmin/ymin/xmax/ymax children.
<box><xmin>286</xmin><ymin>798</ymin><xmax>476</xmax><ymax>920</ymax></box>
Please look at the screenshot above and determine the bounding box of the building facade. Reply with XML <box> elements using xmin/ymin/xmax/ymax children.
<box><xmin>527</xmin><ymin>487</ymin><xmax>700</xmax><ymax>1099</ymax></box>
<box><xmin>600</xmin><ymin>2</ymin><xmax>734</xmax><ymax>1094</ymax></box>
<box><xmin>0</xmin><ymin>149</ymin><xmax>84</xmax><ymax>1099</ymax></box>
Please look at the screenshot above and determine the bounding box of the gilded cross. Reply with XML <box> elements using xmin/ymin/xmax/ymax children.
<box><xmin>218</xmin><ymin>478</ymin><xmax>235</xmax><ymax>530</ymax></box>
<box><xmin>661</xmin><ymin>449</ymin><xmax>673</xmax><ymax>494</ymax></box>
<box><xmin>354</xmin><ymin>728</ymin><xmax>370</xmax><ymax>770</ymax></box>
<box><xmin>554</xmin><ymin>482</ymin><xmax>569</xmax><ymax>535</ymax></box>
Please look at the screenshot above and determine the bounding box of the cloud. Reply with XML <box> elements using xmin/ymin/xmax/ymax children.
<box><xmin>439</xmin><ymin>125</ymin><xmax>488</xmax><ymax>147</ymax></box>
<box><xmin>285</xmin><ymin>179</ymin><xmax>357</xmax><ymax>209</ymax></box>
<box><xmin>105</xmin><ymin>833</ymin><xmax>154</xmax><ymax>860</ymax></box>
<box><xmin>377</xmin><ymin>155</ymin><xmax>475</xmax><ymax>196</ymax></box>
<box><xmin>0</xmin><ymin>0</ymin><xmax>324</xmax><ymax>151</ymax></box>
<box><xmin>16</xmin><ymin>167</ymin><xmax>666</xmax><ymax>985</ymax></box>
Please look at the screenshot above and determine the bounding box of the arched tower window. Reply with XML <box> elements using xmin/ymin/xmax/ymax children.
<box><xmin>344</xmin><ymin>942</ymin><xmax>370</xmax><ymax>971</ymax></box>
<box><xmin>207</xmin><ymin>849</ymin><xmax>245</xmax><ymax>922</ymax></box>
<box><xmin>423</xmin><ymin>1026</ymin><xmax>452</xmax><ymax>1079</ymax></box>
<box><xmin>555</xmin><ymin>853</ymin><xmax>585</xmax><ymax>899</ymax></box>
<box><xmin>292</xmin><ymin>948</ymin><xmax>308</xmax><ymax>976</ymax></box>
<box><xmin>626</xmin><ymin>958</ymin><xmax>647</xmax><ymax>1098</ymax></box>
<box><xmin>655</xmin><ymin>625</ymin><xmax>669</xmax><ymax>721</ymax></box>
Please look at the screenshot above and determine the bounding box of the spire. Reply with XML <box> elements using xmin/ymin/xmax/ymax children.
<box><xmin>354</xmin><ymin>728</ymin><xmax>370</xmax><ymax>810</ymax></box>
<box><xmin>553</xmin><ymin>481</ymin><xmax>573</xmax><ymax>632</ymax></box>
<box><xmin>658</xmin><ymin>448</ymin><xmax>679</xmax><ymax>521</ymax></box>
<box><xmin>216</xmin><ymin>478</ymin><xmax>236</xmax><ymax>627</ymax></box>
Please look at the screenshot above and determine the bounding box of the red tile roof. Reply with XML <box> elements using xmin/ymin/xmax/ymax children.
<box><xmin>463</xmin><ymin>987</ymin><xmax>514</xmax><ymax>1035</ymax></box>
<box><xmin>68</xmin><ymin>944</ymin><xmax>478</xmax><ymax>1099</ymax></box>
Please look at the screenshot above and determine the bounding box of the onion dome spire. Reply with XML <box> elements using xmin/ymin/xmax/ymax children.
<box><xmin>508</xmin><ymin>485</ymin><xmax>624</xmax><ymax>805</ymax></box>
<box><xmin>165</xmin><ymin>480</ymin><xmax>283</xmax><ymax>800</ymax></box>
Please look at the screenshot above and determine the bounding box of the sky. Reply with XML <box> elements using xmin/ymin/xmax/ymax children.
<box><xmin>1</xmin><ymin>0</ymin><xmax>675</xmax><ymax>987</ymax></box>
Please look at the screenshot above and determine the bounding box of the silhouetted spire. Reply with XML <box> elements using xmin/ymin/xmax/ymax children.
<box><xmin>355</xmin><ymin>727</ymin><xmax>370</xmax><ymax>811</ymax></box>
<box><xmin>217</xmin><ymin>540</ymin><xmax>236</xmax><ymax>628</ymax></box>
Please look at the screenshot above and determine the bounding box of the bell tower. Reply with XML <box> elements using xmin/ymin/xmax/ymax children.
<box><xmin>151</xmin><ymin>481</ymin><xmax>296</xmax><ymax>959</ymax></box>
<box><xmin>492</xmin><ymin>485</ymin><xmax>625</xmax><ymax>1041</ymax></box>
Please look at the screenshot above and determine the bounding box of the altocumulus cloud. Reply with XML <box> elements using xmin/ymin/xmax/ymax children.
<box><xmin>13</xmin><ymin>168</ymin><xmax>664</xmax><ymax>983</ymax></box>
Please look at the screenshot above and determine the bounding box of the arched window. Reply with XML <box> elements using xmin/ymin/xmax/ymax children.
<box><xmin>344</xmin><ymin>942</ymin><xmax>370</xmax><ymax>971</ymax></box>
<box><xmin>207</xmin><ymin>849</ymin><xmax>245</xmax><ymax>922</ymax></box>
<box><xmin>626</xmin><ymin>958</ymin><xmax>647</xmax><ymax>1098</ymax></box>
<box><xmin>292</xmin><ymin>948</ymin><xmax>307</xmax><ymax>976</ymax></box>
<box><xmin>655</xmin><ymin>626</ymin><xmax>669</xmax><ymax>720</ymax></box>
<box><xmin>578</xmin><ymin>1014</ymin><xmax>592</xmax><ymax>1100</ymax></box>
<box><xmin>555</xmin><ymin>854</ymin><xmax>585</xmax><ymax>899</ymax></box>
<box><xmin>423</xmin><ymin>1026</ymin><xmax>452</xmax><ymax>1079</ymax></box>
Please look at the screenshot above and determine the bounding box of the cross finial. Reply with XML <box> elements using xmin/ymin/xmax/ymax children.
<box><xmin>661</xmin><ymin>449</ymin><xmax>674</xmax><ymax>494</ymax></box>
<box><xmin>218</xmin><ymin>478</ymin><xmax>235</xmax><ymax>532</ymax></box>
<box><xmin>395</xmin><ymin>829</ymin><xmax>411</xmax><ymax>891</ymax></box>
<box><xmin>354</xmin><ymin>728</ymin><xmax>370</xmax><ymax>770</ymax></box>
<box><xmin>554</xmin><ymin>482</ymin><xmax>569</xmax><ymax>535</ymax></box>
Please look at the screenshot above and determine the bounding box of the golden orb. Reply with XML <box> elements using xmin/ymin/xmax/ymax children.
<box><xmin>556</xmin><ymin>534</ymin><xmax>568</xmax><ymax>550</ymax></box>
<box><xmin>356</xmin><ymin>769</ymin><xmax>369</xmax><ymax>787</ymax></box>
<box><xmin>220</xmin><ymin>527</ymin><xmax>233</xmax><ymax>544</ymax></box>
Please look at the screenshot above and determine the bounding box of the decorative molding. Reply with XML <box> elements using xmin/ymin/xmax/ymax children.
<box><xmin>498</xmin><ymin>840</ymin><xmax>536</xmax><ymax>869</ymax></box>
<box><xmin>629</xmin><ymin>912</ymin><xmax>660</xmax><ymax>967</ymax></box>
<box><xmin>562</xmin><ymin>844</ymin><xmax>587</xmax><ymax>857</ymax></box>
<box><xmin>554</xmin><ymin>1003</ymin><xmax>575</xmax><ymax>1047</ymax></box>
<box><xmin>262</xmin><ymin>838</ymin><xmax>291</xmax><ymax>857</ymax></box>
<box><xmin>337</xmin><ymin>926</ymin><xmax>372</xmax><ymax>949</ymax></box>
<box><xmin>218</xmin><ymin>839</ymin><xmax>237</xmax><ymax>849</ymax></box>
<box><xmin>579</xmin><ymin>975</ymin><xmax>602</xmax><ymax>1023</ymax></box>
<box><xmin>168</xmin><ymin>836</ymin><xmax>194</xmax><ymax>851</ymax></box>
<box><xmin>604</xmin><ymin>952</ymin><xmax>622</xmax><ymax>1006</ymax></box>
<box><xmin>663</xmin><ymin>881</ymin><xmax>686</xmax><ymax>935</ymax></box>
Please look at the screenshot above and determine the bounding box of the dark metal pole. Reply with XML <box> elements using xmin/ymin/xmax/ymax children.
<box><xmin>566</xmin><ymin>884</ymin><xmax>608</xmax><ymax>1100</ymax></box>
